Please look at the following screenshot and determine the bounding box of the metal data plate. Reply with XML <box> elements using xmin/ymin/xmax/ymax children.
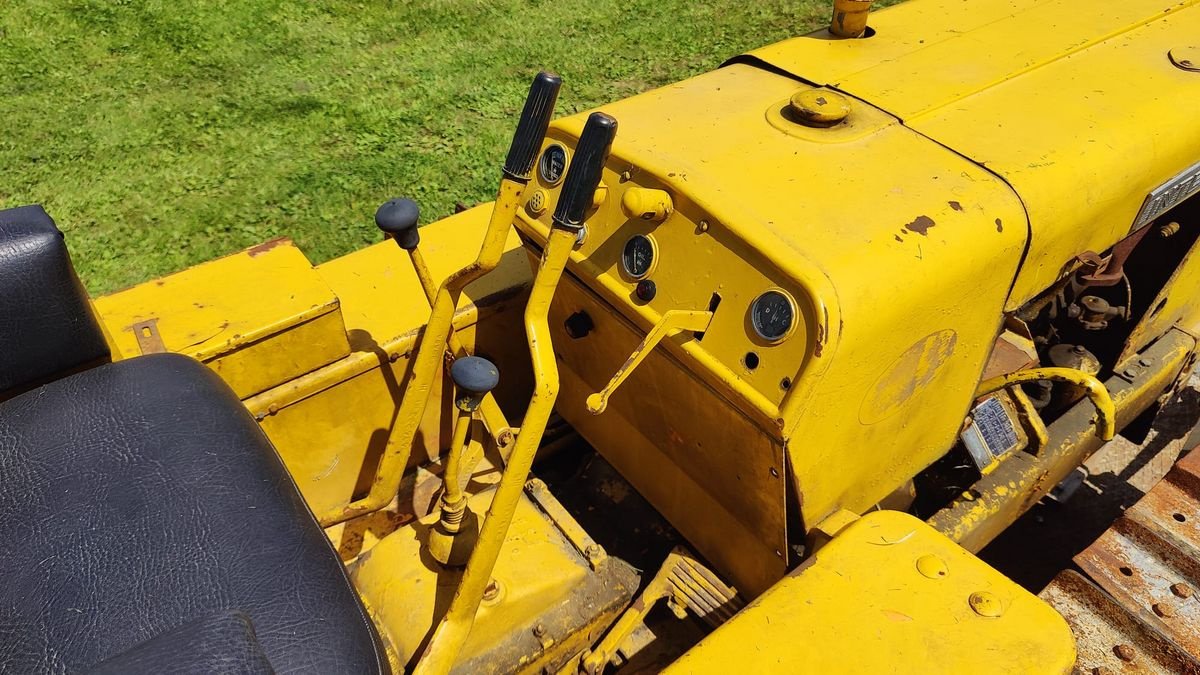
<box><xmin>1132</xmin><ymin>159</ymin><xmax>1200</xmax><ymax>231</ymax></box>
<box><xmin>961</xmin><ymin>396</ymin><xmax>1020</xmax><ymax>471</ymax></box>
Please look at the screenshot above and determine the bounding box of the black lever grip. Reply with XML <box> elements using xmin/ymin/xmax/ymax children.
<box><xmin>552</xmin><ymin>112</ymin><xmax>617</xmax><ymax>232</ymax></box>
<box><xmin>375</xmin><ymin>198</ymin><xmax>421</xmax><ymax>250</ymax></box>
<box><xmin>502</xmin><ymin>71</ymin><xmax>563</xmax><ymax>180</ymax></box>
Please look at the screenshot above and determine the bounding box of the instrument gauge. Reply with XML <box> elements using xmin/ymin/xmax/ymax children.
<box><xmin>621</xmin><ymin>234</ymin><xmax>657</xmax><ymax>280</ymax></box>
<box><xmin>751</xmin><ymin>290</ymin><xmax>797</xmax><ymax>343</ymax></box>
<box><xmin>538</xmin><ymin>144</ymin><xmax>568</xmax><ymax>185</ymax></box>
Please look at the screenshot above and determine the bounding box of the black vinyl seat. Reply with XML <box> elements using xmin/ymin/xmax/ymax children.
<box><xmin>0</xmin><ymin>353</ymin><xmax>386</xmax><ymax>673</ymax></box>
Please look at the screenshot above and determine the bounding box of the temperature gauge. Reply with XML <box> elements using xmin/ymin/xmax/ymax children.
<box><xmin>538</xmin><ymin>144</ymin><xmax>568</xmax><ymax>185</ymax></box>
<box><xmin>750</xmin><ymin>290</ymin><xmax>796</xmax><ymax>343</ymax></box>
<box><xmin>621</xmin><ymin>234</ymin><xmax>657</xmax><ymax>280</ymax></box>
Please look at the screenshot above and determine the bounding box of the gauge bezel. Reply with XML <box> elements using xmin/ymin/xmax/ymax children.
<box><xmin>750</xmin><ymin>288</ymin><xmax>798</xmax><ymax>344</ymax></box>
<box><xmin>538</xmin><ymin>143</ymin><xmax>569</xmax><ymax>186</ymax></box>
<box><xmin>620</xmin><ymin>233</ymin><xmax>658</xmax><ymax>281</ymax></box>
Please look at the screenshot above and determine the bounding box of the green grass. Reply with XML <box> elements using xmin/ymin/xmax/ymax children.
<box><xmin>0</xmin><ymin>0</ymin><xmax>834</xmax><ymax>294</ymax></box>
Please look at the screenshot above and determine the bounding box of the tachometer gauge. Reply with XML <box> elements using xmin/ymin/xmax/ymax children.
<box><xmin>538</xmin><ymin>144</ymin><xmax>568</xmax><ymax>185</ymax></box>
<box><xmin>621</xmin><ymin>234</ymin><xmax>657</xmax><ymax>280</ymax></box>
<box><xmin>750</xmin><ymin>290</ymin><xmax>796</xmax><ymax>343</ymax></box>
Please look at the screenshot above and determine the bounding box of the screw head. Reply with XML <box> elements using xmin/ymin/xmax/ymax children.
<box><xmin>533</xmin><ymin>623</ymin><xmax>547</xmax><ymax>638</ymax></box>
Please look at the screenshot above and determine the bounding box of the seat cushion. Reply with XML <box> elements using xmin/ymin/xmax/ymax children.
<box><xmin>0</xmin><ymin>205</ymin><xmax>110</xmax><ymax>395</ymax></box>
<box><xmin>0</xmin><ymin>353</ymin><xmax>386</xmax><ymax>673</ymax></box>
<box><xmin>87</xmin><ymin>611</ymin><xmax>273</xmax><ymax>675</ymax></box>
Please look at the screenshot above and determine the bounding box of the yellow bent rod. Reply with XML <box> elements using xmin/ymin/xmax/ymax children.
<box><xmin>414</xmin><ymin>226</ymin><xmax>578</xmax><ymax>675</ymax></box>
<box><xmin>408</xmin><ymin>245</ymin><xmax>512</xmax><ymax>458</ymax></box>
<box><xmin>976</xmin><ymin>366</ymin><xmax>1115</xmax><ymax>441</ymax></box>
<box><xmin>586</xmin><ymin>309</ymin><xmax>714</xmax><ymax>415</ymax></box>
<box><xmin>320</xmin><ymin>178</ymin><xmax>527</xmax><ymax>526</ymax></box>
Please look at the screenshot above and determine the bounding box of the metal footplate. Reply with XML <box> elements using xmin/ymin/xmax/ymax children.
<box><xmin>1040</xmin><ymin>446</ymin><xmax>1200</xmax><ymax>673</ymax></box>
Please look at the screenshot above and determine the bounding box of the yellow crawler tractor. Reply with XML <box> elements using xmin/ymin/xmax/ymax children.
<box><xmin>4</xmin><ymin>0</ymin><xmax>1200</xmax><ymax>672</ymax></box>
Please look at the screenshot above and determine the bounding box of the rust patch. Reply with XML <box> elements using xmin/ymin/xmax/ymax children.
<box><xmin>995</xmin><ymin>218</ymin><xmax>1003</xmax><ymax>232</ymax></box>
<box><xmin>904</xmin><ymin>215</ymin><xmax>935</xmax><ymax>236</ymax></box>
<box><xmin>247</xmin><ymin>236</ymin><xmax>290</xmax><ymax>257</ymax></box>
<box><xmin>948</xmin><ymin>201</ymin><xmax>963</xmax><ymax>211</ymax></box>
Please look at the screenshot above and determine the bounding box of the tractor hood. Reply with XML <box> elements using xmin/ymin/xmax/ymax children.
<box><xmin>743</xmin><ymin>0</ymin><xmax>1200</xmax><ymax>308</ymax></box>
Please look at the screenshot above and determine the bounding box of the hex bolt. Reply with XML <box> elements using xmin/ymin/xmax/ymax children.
<box><xmin>1153</xmin><ymin>602</ymin><xmax>1175</xmax><ymax>619</ymax></box>
<box><xmin>533</xmin><ymin>623</ymin><xmax>547</xmax><ymax>638</ymax></box>
<box><xmin>482</xmin><ymin>580</ymin><xmax>501</xmax><ymax>602</ymax></box>
<box><xmin>1113</xmin><ymin>644</ymin><xmax>1136</xmax><ymax>662</ymax></box>
<box><xmin>1123</xmin><ymin>368</ymin><xmax>1138</xmax><ymax>379</ymax></box>
<box><xmin>1170</xmin><ymin>582</ymin><xmax>1193</xmax><ymax>599</ymax></box>
<box><xmin>585</xmin><ymin>544</ymin><xmax>604</xmax><ymax>563</ymax></box>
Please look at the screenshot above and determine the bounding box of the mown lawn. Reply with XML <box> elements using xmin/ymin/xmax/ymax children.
<box><xmin>2</xmin><ymin>0</ymin><xmax>837</xmax><ymax>293</ymax></box>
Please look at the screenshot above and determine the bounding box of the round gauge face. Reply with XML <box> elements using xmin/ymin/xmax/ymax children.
<box><xmin>621</xmin><ymin>234</ymin><xmax>656</xmax><ymax>279</ymax></box>
<box><xmin>751</xmin><ymin>290</ymin><xmax>796</xmax><ymax>343</ymax></box>
<box><xmin>538</xmin><ymin>144</ymin><xmax>567</xmax><ymax>185</ymax></box>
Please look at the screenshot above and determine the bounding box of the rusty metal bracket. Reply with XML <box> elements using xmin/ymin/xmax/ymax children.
<box><xmin>130</xmin><ymin>318</ymin><xmax>166</xmax><ymax>354</ymax></box>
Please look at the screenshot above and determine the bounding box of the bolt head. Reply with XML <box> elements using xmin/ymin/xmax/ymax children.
<box><xmin>1113</xmin><ymin>644</ymin><xmax>1136</xmax><ymax>662</ymax></box>
<box><xmin>968</xmin><ymin>591</ymin><xmax>1003</xmax><ymax>617</ymax></box>
<box><xmin>1171</xmin><ymin>582</ymin><xmax>1193</xmax><ymax>599</ymax></box>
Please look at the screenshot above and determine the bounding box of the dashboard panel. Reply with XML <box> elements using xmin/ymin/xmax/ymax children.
<box><xmin>515</xmin><ymin>135</ymin><xmax>818</xmax><ymax>428</ymax></box>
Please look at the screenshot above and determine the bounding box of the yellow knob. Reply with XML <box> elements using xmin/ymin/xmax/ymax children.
<box><xmin>621</xmin><ymin>187</ymin><xmax>673</xmax><ymax>222</ymax></box>
<box><xmin>788</xmin><ymin>89</ymin><xmax>851</xmax><ymax>127</ymax></box>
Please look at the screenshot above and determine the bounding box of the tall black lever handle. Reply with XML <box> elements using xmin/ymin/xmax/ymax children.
<box><xmin>502</xmin><ymin>71</ymin><xmax>563</xmax><ymax>180</ymax></box>
<box><xmin>552</xmin><ymin>112</ymin><xmax>618</xmax><ymax>232</ymax></box>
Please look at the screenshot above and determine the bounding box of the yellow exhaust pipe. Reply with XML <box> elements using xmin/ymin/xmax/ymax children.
<box><xmin>830</xmin><ymin>0</ymin><xmax>874</xmax><ymax>38</ymax></box>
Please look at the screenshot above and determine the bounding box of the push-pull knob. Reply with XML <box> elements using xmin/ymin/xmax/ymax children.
<box><xmin>375</xmin><ymin>197</ymin><xmax>421</xmax><ymax>250</ymax></box>
<box><xmin>450</xmin><ymin>356</ymin><xmax>499</xmax><ymax>410</ymax></box>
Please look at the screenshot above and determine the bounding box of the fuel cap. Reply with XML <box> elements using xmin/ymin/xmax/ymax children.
<box><xmin>787</xmin><ymin>89</ymin><xmax>851</xmax><ymax>127</ymax></box>
<box><xmin>1170</xmin><ymin>45</ymin><xmax>1199</xmax><ymax>72</ymax></box>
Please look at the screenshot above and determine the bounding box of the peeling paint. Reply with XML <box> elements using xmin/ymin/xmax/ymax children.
<box><xmin>905</xmin><ymin>215</ymin><xmax>936</xmax><ymax>236</ymax></box>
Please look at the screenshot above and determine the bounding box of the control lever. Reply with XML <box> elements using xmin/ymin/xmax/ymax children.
<box><xmin>426</xmin><ymin>356</ymin><xmax>500</xmax><ymax>567</ymax></box>
<box><xmin>374</xmin><ymin>198</ymin><xmax>512</xmax><ymax>453</ymax></box>
<box><xmin>416</xmin><ymin>111</ymin><xmax>619</xmax><ymax>675</ymax></box>
<box><xmin>319</xmin><ymin>72</ymin><xmax>562</xmax><ymax>526</ymax></box>
<box><xmin>586</xmin><ymin>309</ymin><xmax>713</xmax><ymax>415</ymax></box>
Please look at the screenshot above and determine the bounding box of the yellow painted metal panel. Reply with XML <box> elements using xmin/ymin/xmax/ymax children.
<box><xmin>516</xmin><ymin>63</ymin><xmax>1028</xmax><ymax>544</ymax></box>
<box><xmin>549</xmin><ymin>272</ymin><xmax>787</xmax><ymax>595</ymax></box>
<box><xmin>665</xmin><ymin>511</ymin><xmax>1076</xmax><ymax>674</ymax></box>
<box><xmin>94</xmin><ymin>239</ymin><xmax>350</xmax><ymax>398</ymax></box>
<box><xmin>244</xmin><ymin>207</ymin><xmax>534</xmax><ymax>518</ymax></box>
<box><xmin>746</xmin><ymin>0</ymin><xmax>1200</xmax><ymax>309</ymax></box>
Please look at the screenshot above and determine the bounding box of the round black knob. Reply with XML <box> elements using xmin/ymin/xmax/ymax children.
<box><xmin>450</xmin><ymin>356</ymin><xmax>500</xmax><ymax>398</ymax></box>
<box><xmin>375</xmin><ymin>198</ymin><xmax>420</xmax><ymax>250</ymax></box>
